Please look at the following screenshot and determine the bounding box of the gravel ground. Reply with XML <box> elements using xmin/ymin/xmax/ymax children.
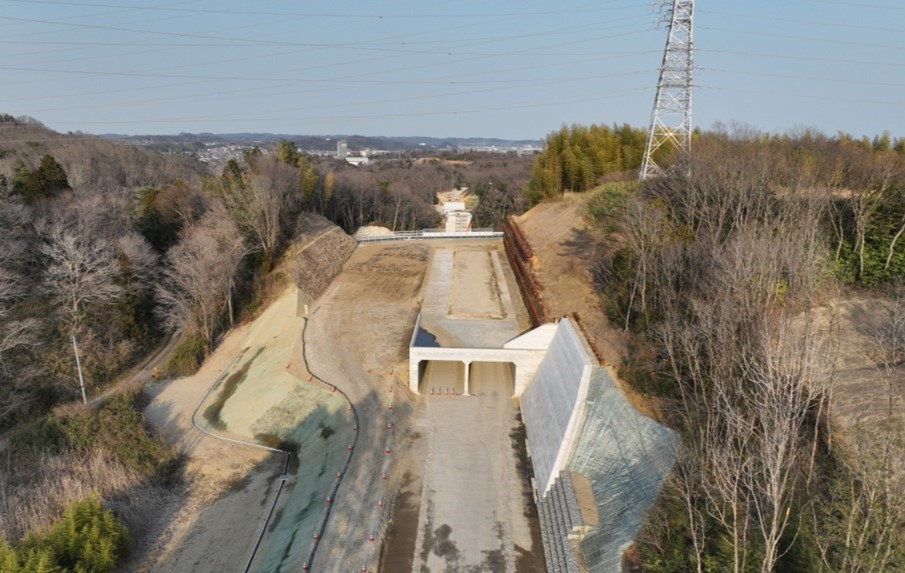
<box><xmin>304</xmin><ymin>242</ymin><xmax>430</xmax><ymax>571</ymax></box>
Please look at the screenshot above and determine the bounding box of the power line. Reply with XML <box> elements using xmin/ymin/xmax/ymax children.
<box><xmin>3</xmin><ymin>0</ymin><xmax>614</xmax><ymax>19</ymax></box>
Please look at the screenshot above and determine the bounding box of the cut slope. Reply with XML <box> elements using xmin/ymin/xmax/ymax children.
<box><xmin>812</xmin><ymin>297</ymin><xmax>905</xmax><ymax>465</ymax></box>
<box><xmin>294</xmin><ymin>213</ymin><xmax>358</xmax><ymax>306</ymax></box>
<box><xmin>514</xmin><ymin>194</ymin><xmax>666</xmax><ymax>421</ymax></box>
<box><xmin>515</xmin><ymin>195</ymin><xmax>628</xmax><ymax>366</ymax></box>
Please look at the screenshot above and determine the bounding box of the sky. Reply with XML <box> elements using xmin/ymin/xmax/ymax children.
<box><xmin>0</xmin><ymin>0</ymin><xmax>903</xmax><ymax>140</ymax></box>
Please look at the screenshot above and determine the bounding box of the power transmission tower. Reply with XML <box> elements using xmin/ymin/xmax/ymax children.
<box><xmin>640</xmin><ymin>0</ymin><xmax>694</xmax><ymax>180</ymax></box>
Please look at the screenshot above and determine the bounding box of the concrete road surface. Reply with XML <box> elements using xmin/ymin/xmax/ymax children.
<box><xmin>412</xmin><ymin>361</ymin><xmax>535</xmax><ymax>572</ymax></box>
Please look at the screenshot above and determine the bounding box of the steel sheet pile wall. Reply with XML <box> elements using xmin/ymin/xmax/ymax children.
<box><xmin>502</xmin><ymin>215</ymin><xmax>547</xmax><ymax>326</ymax></box>
<box><xmin>520</xmin><ymin>319</ymin><xmax>591</xmax><ymax>494</ymax></box>
<box><xmin>568</xmin><ymin>367</ymin><xmax>677</xmax><ymax>572</ymax></box>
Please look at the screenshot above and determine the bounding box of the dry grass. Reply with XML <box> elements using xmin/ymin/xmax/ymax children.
<box><xmin>0</xmin><ymin>448</ymin><xmax>170</xmax><ymax>544</ymax></box>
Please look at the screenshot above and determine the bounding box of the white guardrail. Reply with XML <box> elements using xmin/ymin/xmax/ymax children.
<box><xmin>355</xmin><ymin>228</ymin><xmax>502</xmax><ymax>243</ymax></box>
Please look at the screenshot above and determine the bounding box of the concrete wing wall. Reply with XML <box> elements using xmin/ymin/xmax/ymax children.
<box><xmin>520</xmin><ymin>319</ymin><xmax>592</xmax><ymax>495</ymax></box>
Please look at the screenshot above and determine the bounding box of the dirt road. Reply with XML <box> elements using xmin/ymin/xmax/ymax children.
<box><xmin>304</xmin><ymin>242</ymin><xmax>429</xmax><ymax>571</ymax></box>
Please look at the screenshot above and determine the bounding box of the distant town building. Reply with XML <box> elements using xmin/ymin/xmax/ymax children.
<box><xmin>336</xmin><ymin>139</ymin><xmax>348</xmax><ymax>160</ymax></box>
<box><xmin>345</xmin><ymin>155</ymin><xmax>369</xmax><ymax>166</ymax></box>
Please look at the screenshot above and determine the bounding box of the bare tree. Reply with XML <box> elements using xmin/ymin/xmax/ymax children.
<box><xmin>156</xmin><ymin>207</ymin><xmax>246</xmax><ymax>345</ymax></box>
<box><xmin>157</xmin><ymin>180</ymin><xmax>208</xmax><ymax>229</ymax></box>
<box><xmin>115</xmin><ymin>232</ymin><xmax>158</xmax><ymax>295</ymax></box>
<box><xmin>620</xmin><ymin>194</ymin><xmax>669</xmax><ymax>329</ymax></box>
<box><xmin>745</xmin><ymin>315</ymin><xmax>835</xmax><ymax>572</ymax></box>
<box><xmin>0</xmin><ymin>268</ymin><xmax>25</xmax><ymax>314</ymax></box>
<box><xmin>38</xmin><ymin>220</ymin><xmax>124</xmax><ymax>330</ymax></box>
<box><xmin>864</xmin><ymin>285</ymin><xmax>905</xmax><ymax>415</ymax></box>
<box><xmin>0</xmin><ymin>318</ymin><xmax>38</xmax><ymax>369</ymax></box>
<box><xmin>812</xmin><ymin>420</ymin><xmax>905</xmax><ymax>573</ymax></box>
<box><xmin>223</xmin><ymin>155</ymin><xmax>298</xmax><ymax>268</ymax></box>
<box><xmin>641</xmin><ymin>139</ymin><xmax>834</xmax><ymax>570</ymax></box>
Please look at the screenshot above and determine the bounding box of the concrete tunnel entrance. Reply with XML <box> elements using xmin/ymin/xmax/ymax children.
<box><xmin>417</xmin><ymin>359</ymin><xmax>515</xmax><ymax>396</ymax></box>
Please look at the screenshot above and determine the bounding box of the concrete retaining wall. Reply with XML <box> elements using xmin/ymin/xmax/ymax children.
<box><xmin>568</xmin><ymin>366</ymin><xmax>677</xmax><ymax>572</ymax></box>
<box><xmin>524</xmin><ymin>336</ymin><xmax>677</xmax><ymax>572</ymax></box>
<box><xmin>520</xmin><ymin>319</ymin><xmax>593</xmax><ymax>495</ymax></box>
<box><xmin>408</xmin><ymin>308</ymin><xmax>677</xmax><ymax>570</ymax></box>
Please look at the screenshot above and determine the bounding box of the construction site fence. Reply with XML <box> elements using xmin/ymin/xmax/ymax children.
<box><xmin>354</xmin><ymin>228</ymin><xmax>501</xmax><ymax>243</ymax></box>
<box><xmin>502</xmin><ymin>216</ymin><xmax>548</xmax><ymax>328</ymax></box>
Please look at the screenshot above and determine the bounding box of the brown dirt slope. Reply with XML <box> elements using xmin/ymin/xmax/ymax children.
<box><xmin>294</xmin><ymin>213</ymin><xmax>358</xmax><ymax>304</ymax></box>
<box><xmin>515</xmin><ymin>195</ymin><xmax>627</xmax><ymax>365</ymax></box>
<box><xmin>515</xmin><ymin>195</ymin><xmax>664</xmax><ymax>419</ymax></box>
<box><xmin>812</xmin><ymin>298</ymin><xmax>905</xmax><ymax>443</ymax></box>
<box><xmin>133</xmin><ymin>224</ymin><xmax>359</xmax><ymax>573</ymax></box>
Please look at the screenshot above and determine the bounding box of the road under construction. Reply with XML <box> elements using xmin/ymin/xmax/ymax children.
<box><xmin>301</xmin><ymin>235</ymin><xmax>676</xmax><ymax>572</ymax></box>
<box><xmin>142</xmin><ymin>222</ymin><xmax>676</xmax><ymax>573</ymax></box>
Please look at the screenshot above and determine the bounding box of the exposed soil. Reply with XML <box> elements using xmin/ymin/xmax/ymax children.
<box><xmin>515</xmin><ymin>195</ymin><xmax>626</xmax><ymax>366</ymax></box>
<box><xmin>810</xmin><ymin>297</ymin><xmax>905</xmax><ymax>453</ymax></box>
<box><xmin>304</xmin><ymin>241</ymin><xmax>431</xmax><ymax>571</ymax></box>
<box><xmin>132</xmin><ymin>236</ymin><xmax>549</xmax><ymax>572</ymax></box>
<box><xmin>137</xmin><ymin>284</ymin><xmax>349</xmax><ymax>572</ymax></box>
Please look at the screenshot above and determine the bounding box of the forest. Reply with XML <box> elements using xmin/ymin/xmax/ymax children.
<box><xmin>2</xmin><ymin>111</ymin><xmax>905</xmax><ymax>572</ymax></box>
<box><xmin>582</xmin><ymin>126</ymin><xmax>905</xmax><ymax>572</ymax></box>
<box><xmin>517</xmin><ymin>121</ymin><xmax>905</xmax><ymax>571</ymax></box>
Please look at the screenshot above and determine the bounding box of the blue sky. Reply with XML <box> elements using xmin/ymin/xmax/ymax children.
<box><xmin>0</xmin><ymin>0</ymin><xmax>902</xmax><ymax>140</ymax></box>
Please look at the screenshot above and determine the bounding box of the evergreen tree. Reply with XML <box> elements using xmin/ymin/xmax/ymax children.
<box><xmin>0</xmin><ymin>539</ymin><xmax>20</xmax><ymax>573</ymax></box>
<box><xmin>275</xmin><ymin>139</ymin><xmax>300</xmax><ymax>167</ymax></box>
<box><xmin>526</xmin><ymin>123</ymin><xmax>647</xmax><ymax>202</ymax></box>
<box><xmin>37</xmin><ymin>155</ymin><xmax>69</xmax><ymax>193</ymax></box>
<box><xmin>8</xmin><ymin>155</ymin><xmax>70</xmax><ymax>205</ymax></box>
<box><xmin>16</xmin><ymin>548</ymin><xmax>58</xmax><ymax>573</ymax></box>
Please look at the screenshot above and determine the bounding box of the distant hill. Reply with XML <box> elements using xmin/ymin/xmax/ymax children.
<box><xmin>104</xmin><ymin>133</ymin><xmax>542</xmax><ymax>154</ymax></box>
<box><xmin>0</xmin><ymin>115</ymin><xmax>209</xmax><ymax>189</ymax></box>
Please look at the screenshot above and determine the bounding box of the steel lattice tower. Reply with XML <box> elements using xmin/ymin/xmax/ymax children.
<box><xmin>640</xmin><ymin>0</ymin><xmax>694</xmax><ymax>180</ymax></box>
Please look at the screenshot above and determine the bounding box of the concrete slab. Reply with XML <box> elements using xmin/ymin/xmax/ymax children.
<box><xmin>412</xmin><ymin>362</ymin><xmax>538</xmax><ymax>572</ymax></box>
<box><xmin>450</xmin><ymin>249</ymin><xmax>504</xmax><ymax>319</ymax></box>
<box><xmin>420</xmin><ymin>245</ymin><xmax>523</xmax><ymax>349</ymax></box>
